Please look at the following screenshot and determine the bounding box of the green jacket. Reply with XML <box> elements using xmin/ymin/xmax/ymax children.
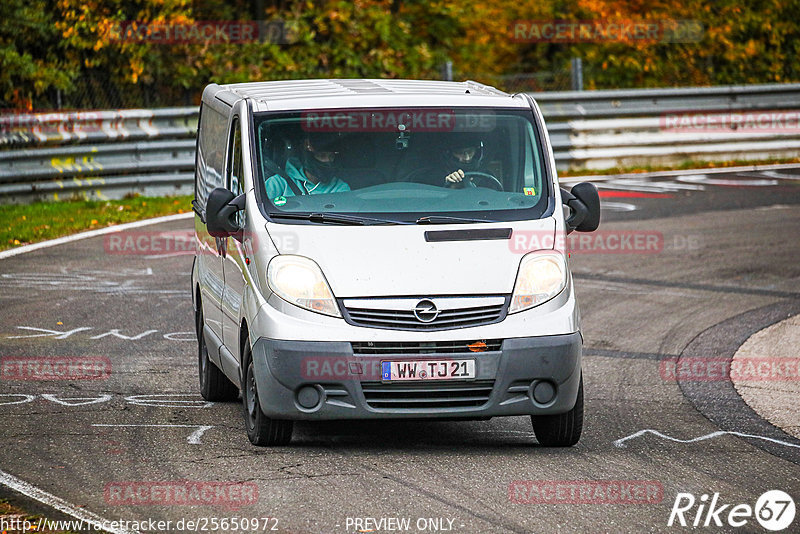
<box><xmin>264</xmin><ymin>158</ymin><xmax>350</xmax><ymax>200</ymax></box>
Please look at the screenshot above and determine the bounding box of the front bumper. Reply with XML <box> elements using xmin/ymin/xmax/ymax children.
<box><xmin>251</xmin><ymin>333</ymin><xmax>582</xmax><ymax>420</ymax></box>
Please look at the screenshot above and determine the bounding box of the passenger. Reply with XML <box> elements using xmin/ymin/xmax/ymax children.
<box><xmin>265</xmin><ymin>132</ymin><xmax>350</xmax><ymax>198</ymax></box>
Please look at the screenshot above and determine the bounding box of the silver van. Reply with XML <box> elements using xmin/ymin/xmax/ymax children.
<box><xmin>191</xmin><ymin>79</ymin><xmax>600</xmax><ymax>446</ymax></box>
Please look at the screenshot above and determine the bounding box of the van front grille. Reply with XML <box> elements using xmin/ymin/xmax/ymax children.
<box><xmin>341</xmin><ymin>296</ymin><xmax>508</xmax><ymax>331</ymax></box>
<box><xmin>361</xmin><ymin>380</ymin><xmax>495</xmax><ymax>410</ymax></box>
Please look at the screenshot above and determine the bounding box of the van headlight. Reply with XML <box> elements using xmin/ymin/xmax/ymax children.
<box><xmin>267</xmin><ymin>255</ymin><xmax>341</xmax><ymax>317</ymax></box>
<box><xmin>509</xmin><ymin>251</ymin><xmax>568</xmax><ymax>313</ymax></box>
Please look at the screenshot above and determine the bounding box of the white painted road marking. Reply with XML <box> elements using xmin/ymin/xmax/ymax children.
<box><xmin>559</xmin><ymin>165</ymin><xmax>800</xmax><ymax>202</ymax></box>
<box><xmin>0</xmin><ymin>468</ymin><xmax>140</xmax><ymax>534</ymax></box>
<box><xmin>677</xmin><ymin>174</ymin><xmax>779</xmax><ymax>187</ymax></box>
<box><xmin>0</xmin><ymin>212</ymin><xmax>193</xmax><ymax>260</ymax></box>
<box><xmin>92</xmin><ymin>424</ymin><xmax>214</xmax><ymax>445</ymax></box>
<box><xmin>7</xmin><ymin>326</ymin><xmax>92</xmax><ymax>339</ymax></box>
<box><xmin>5</xmin><ymin>326</ymin><xmax>193</xmax><ymax>341</ymax></box>
<box><xmin>41</xmin><ymin>394</ymin><xmax>113</xmax><ymax>406</ymax></box>
<box><xmin>559</xmin><ymin>162</ymin><xmax>800</xmax><ymax>185</ymax></box>
<box><xmin>0</xmin><ymin>394</ymin><xmax>36</xmax><ymax>405</ymax></box>
<box><xmin>124</xmin><ymin>394</ymin><xmax>215</xmax><ymax>408</ymax></box>
<box><xmin>605</xmin><ymin>177</ymin><xmax>705</xmax><ymax>193</ymax></box>
<box><xmin>0</xmin><ymin>273</ymin><xmax>185</xmax><ymax>295</ymax></box>
<box><xmin>614</xmin><ymin>429</ymin><xmax>800</xmax><ymax>449</ymax></box>
<box><xmin>761</xmin><ymin>170</ymin><xmax>800</xmax><ymax>180</ymax></box>
<box><xmin>0</xmin><ymin>393</ymin><xmax>215</xmax><ymax>409</ymax></box>
<box><xmin>0</xmin><ymin>212</ymin><xmax>202</xmax><ymax>534</ymax></box>
<box><xmin>600</xmin><ymin>201</ymin><xmax>638</xmax><ymax>212</ymax></box>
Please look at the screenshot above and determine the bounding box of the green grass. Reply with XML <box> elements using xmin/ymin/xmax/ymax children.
<box><xmin>0</xmin><ymin>195</ymin><xmax>192</xmax><ymax>251</ymax></box>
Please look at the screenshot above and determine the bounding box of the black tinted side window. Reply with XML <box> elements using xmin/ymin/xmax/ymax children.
<box><xmin>197</xmin><ymin>105</ymin><xmax>228</xmax><ymax>206</ymax></box>
<box><xmin>226</xmin><ymin>117</ymin><xmax>245</xmax><ymax>226</ymax></box>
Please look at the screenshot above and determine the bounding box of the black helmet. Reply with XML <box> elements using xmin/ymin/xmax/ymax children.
<box><xmin>441</xmin><ymin>133</ymin><xmax>484</xmax><ymax>170</ymax></box>
<box><xmin>302</xmin><ymin>132</ymin><xmax>344</xmax><ymax>183</ymax></box>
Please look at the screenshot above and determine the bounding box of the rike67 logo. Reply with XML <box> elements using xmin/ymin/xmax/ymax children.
<box><xmin>668</xmin><ymin>490</ymin><xmax>795</xmax><ymax>531</ymax></box>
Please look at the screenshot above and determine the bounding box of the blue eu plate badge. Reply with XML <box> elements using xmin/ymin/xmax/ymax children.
<box><xmin>382</xmin><ymin>361</ymin><xmax>391</xmax><ymax>380</ymax></box>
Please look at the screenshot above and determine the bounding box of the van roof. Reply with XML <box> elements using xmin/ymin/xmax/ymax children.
<box><xmin>206</xmin><ymin>79</ymin><xmax>529</xmax><ymax>112</ymax></box>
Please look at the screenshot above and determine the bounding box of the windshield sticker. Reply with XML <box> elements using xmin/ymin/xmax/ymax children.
<box><xmin>524</xmin><ymin>187</ymin><xmax>536</xmax><ymax>196</ymax></box>
<box><xmin>274</xmin><ymin>196</ymin><xmax>287</xmax><ymax>206</ymax></box>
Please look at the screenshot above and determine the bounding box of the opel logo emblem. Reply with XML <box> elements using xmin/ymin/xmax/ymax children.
<box><xmin>414</xmin><ymin>299</ymin><xmax>439</xmax><ymax>323</ymax></box>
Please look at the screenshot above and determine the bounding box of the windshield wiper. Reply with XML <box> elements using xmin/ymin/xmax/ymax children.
<box><xmin>268</xmin><ymin>212</ymin><xmax>409</xmax><ymax>225</ymax></box>
<box><xmin>415</xmin><ymin>215</ymin><xmax>500</xmax><ymax>224</ymax></box>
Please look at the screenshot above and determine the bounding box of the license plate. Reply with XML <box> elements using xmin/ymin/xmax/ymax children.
<box><xmin>381</xmin><ymin>359</ymin><xmax>476</xmax><ymax>381</ymax></box>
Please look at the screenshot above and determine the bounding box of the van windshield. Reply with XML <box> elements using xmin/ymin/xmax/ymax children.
<box><xmin>253</xmin><ymin>107</ymin><xmax>551</xmax><ymax>223</ymax></box>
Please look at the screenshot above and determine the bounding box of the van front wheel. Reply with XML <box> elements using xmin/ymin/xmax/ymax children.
<box><xmin>531</xmin><ymin>376</ymin><xmax>583</xmax><ymax>447</ymax></box>
<box><xmin>197</xmin><ymin>308</ymin><xmax>239</xmax><ymax>402</ymax></box>
<box><xmin>243</xmin><ymin>347</ymin><xmax>293</xmax><ymax>446</ymax></box>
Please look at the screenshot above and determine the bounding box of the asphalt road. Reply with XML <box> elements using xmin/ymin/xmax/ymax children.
<box><xmin>1</xmin><ymin>166</ymin><xmax>800</xmax><ymax>533</ymax></box>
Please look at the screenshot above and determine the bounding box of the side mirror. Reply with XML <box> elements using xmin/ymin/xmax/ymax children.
<box><xmin>206</xmin><ymin>187</ymin><xmax>245</xmax><ymax>238</ymax></box>
<box><xmin>562</xmin><ymin>182</ymin><xmax>600</xmax><ymax>233</ymax></box>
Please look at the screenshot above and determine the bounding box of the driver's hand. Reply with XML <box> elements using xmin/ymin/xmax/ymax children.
<box><xmin>445</xmin><ymin>169</ymin><xmax>465</xmax><ymax>183</ymax></box>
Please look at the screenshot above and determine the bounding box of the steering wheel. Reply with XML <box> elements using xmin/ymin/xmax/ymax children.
<box><xmin>463</xmin><ymin>171</ymin><xmax>504</xmax><ymax>191</ymax></box>
<box><xmin>399</xmin><ymin>167</ymin><xmax>504</xmax><ymax>192</ymax></box>
<box><xmin>399</xmin><ymin>166</ymin><xmax>440</xmax><ymax>184</ymax></box>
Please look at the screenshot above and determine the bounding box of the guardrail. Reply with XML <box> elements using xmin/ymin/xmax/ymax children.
<box><xmin>0</xmin><ymin>108</ymin><xmax>197</xmax><ymax>202</ymax></box>
<box><xmin>0</xmin><ymin>107</ymin><xmax>197</xmax><ymax>148</ymax></box>
<box><xmin>2</xmin><ymin>83</ymin><xmax>800</xmax><ymax>203</ymax></box>
<box><xmin>534</xmin><ymin>83</ymin><xmax>800</xmax><ymax>169</ymax></box>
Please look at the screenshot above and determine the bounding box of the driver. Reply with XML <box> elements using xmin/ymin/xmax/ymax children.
<box><xmin>442</xmin><ymin>133</ymin><xmax>485</xmax><ymax>186</ymax></box>
<box><xmin>265</xmin><ymin>132</ymin><xmax>350</xmax><ymax>198</ymax></box>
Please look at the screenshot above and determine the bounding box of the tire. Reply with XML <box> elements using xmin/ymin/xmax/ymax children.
<box><xmin>242</xmin><ymin>339</ymin><xmax>293</xmax><ymax>446</ymax></box>
<box><xmin>196</xmin><ymin>306</ymin><xmax>239</xmax><ymax>402</ymax></box>
<box><xmin>531</xmin><ymin>375</ymin><xmax>583</xmax><ymax>447</ymax></box>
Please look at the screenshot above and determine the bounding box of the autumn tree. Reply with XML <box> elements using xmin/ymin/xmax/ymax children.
<box><xmin>0</xmin><ymin>0</ymin><xmax>76</xmax><ymax>109</ymax></box>
<box><xmin>3</xmin><ymin>0</ymin><xmax>800</xmax><ymax>109</ymax></box>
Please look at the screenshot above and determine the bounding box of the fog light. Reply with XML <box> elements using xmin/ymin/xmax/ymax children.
<box><xmin>531</xmin><ymin>381</ymin><xmax>556</xmax><ymax>405</ymax></box>
<box><xmin>297</xmin><ymin>385</ymin><xmax>321</xmax><ymax>409</ymax></box>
